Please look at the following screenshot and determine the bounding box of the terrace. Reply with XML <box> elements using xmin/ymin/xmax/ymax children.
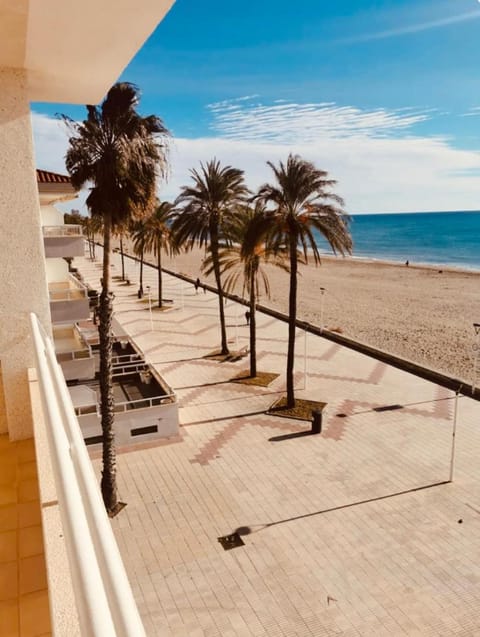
<box><xmin>48</xmin><ymin>274</ymin><xmax>90</xmax><ymax>324</ymax></box>
<box><xmin>69</xmin><ymin>360</ymin><xmax>178</xmax><ymax>449</ymax></box>
<box><xmin>53</xmin><ymin>324</ymin><xmax>95</xmax><ymax>381</ymax></box>
<box><xmin>75</xmin><ymin>248</ymin><xmax>480</xmax><ymax>637</ymax></box>
<box><xmin>42</xmin><ymin>224</ymin><xmax>85</xmax><ymax>258</ymax></box>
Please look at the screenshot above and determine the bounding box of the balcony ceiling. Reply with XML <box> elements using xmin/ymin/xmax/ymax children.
<box><xmin>0</xmin><ymin>0</ymin><xmax>175</xmax><ymax>103</ymax></box>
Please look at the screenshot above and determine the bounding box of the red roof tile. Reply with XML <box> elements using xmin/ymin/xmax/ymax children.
<box><xmin>36</xmin><ymin>169</ymin><xmax>72</xmax><ymax>184</ymax></box>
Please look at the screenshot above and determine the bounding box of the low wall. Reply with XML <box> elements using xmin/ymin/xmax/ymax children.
<box><xmin>79</xmin><ymin>400</ymin><xmax>179</xmax><ymax>449</ymax></box>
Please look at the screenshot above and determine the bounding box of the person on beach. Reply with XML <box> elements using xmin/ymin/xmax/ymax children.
<box><xmin>405</xmin><ymin>260</ymin><xmax>409</xmax><ymax>267</ymax></box>
<box><xmin>245</xmin><ymin>310</ymin><xmax>251</xmax><ymax>325</ymax></box>
<box><xmin>194</xmin><ymin>277</ymin><xmax>200</xmax><ymax>293</ymax></box>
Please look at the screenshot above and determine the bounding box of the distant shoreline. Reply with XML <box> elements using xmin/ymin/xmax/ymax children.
<box><xmin>317</xmin><ymin>252</ymin><xmax>480</xmax><ymax>276</ymax></box>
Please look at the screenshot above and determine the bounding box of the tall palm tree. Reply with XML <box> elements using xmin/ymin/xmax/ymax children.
<box><xmin>203</xmin><ymin>205</ymin><xmax>289</xmax><ymax>376</ymax></box>
<box><xmin>143</xmin><ymin>201</ymin><xmax>176</xmax><ymax>308</ymax></box>
<box><xmin>172</xmin><ymin>159</ymin><xmax>249</xmax><ymax>355</ymax></box>
<box><xmin>63</xmin><ymin>82</ymin><xmax>170</xmax><ymax>514</ymax></box>
<box><xmin>131</xmin><ymin>219</ymin><xmax>149</xmax><ymax>298</ymax></box>
<box><xmin>253</xmin><ymin>154</ymin><xmax>352</xmax><ymax>408</ymax></box>
<box><xmin>114</xmin><ymin>224</ymin><xmax>128</xmax><ymax>281</ymax></box>
<box><xmin>82</xmin><ymin>215</ymin><xmax>102</xmax><ymax>260</ymax></box>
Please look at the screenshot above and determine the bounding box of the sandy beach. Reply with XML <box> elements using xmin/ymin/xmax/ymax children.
<box><xmin>116</xmin><ymin>241</ymin><xmax>480</xmax><ymax>384</ymax></box>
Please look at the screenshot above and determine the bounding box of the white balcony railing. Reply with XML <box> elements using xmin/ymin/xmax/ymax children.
<box><xmin>43</xmin><ymin>224</ymin><xmax>83</xmax><ymax>237</ymax></box>
<box><xmin>30</xmin><ymin>313</ymin><xmax>147</xmax><ymax>637</ymax></box>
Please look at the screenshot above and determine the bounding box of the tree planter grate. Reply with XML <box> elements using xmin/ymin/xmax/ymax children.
<box><xmin>217</xmin><ymin>533</ymin><xmax>245</xmax><ymax>551</ymax></box>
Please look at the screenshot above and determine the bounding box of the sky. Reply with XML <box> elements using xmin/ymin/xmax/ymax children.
<box><xmin>32</xmin><ymin>0</ymin><xmax>480</xmax><ymax>214</ymax></box>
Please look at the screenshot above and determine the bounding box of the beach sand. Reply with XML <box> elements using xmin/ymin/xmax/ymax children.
<box><xmin>117</xmin><ymin>241</ymin><xmax>480</xmax><ymax>384</ymax></box>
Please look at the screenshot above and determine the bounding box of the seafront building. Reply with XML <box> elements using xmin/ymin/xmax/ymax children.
<box><xmin>0</xmin><ymin>2</ymin><xmax>175</xmax><ymax>634</ymax></box>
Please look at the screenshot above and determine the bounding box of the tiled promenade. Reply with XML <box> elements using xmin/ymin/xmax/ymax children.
<box><xmin>79</xmin><ymin>251</ymin><xmax>480</xmax><ymax>636</ymax></box>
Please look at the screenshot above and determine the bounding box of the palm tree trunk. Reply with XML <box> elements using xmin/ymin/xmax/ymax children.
<box><xmin>157</xmin><ymin>237</ymin><xmax>163</xmax><ymax>308</ymax></box>
<box><xmin>139</xmin><ymin>245</ymin><xmax>144</xmax><ymax>298</ymax></box>
<box><xmin>249</xmin><ymin>267</ymin><xmax>256</xmax><ymax>377</ymax></box>
<box><xmin>120</xmin><ymin>235</ymin><xmax>125</xmax><ymax>281</ymax></box>
<box><xmin>210</xmin><ymin>228</ymin><xmax>229</xmax><ymax>355</ymax></box>
<box><xmin>286</xmin><ymin>233</ymin><xmax>298</xmax><ymax>408</ymax></box>
<box><xmin>87</xmin><ymin>230</ymin><xmax>92</xmax><ymax>260</ymax></box>
<box><xmin>99</xmin><ymin>215</ymin><xmax>119</xmax><ymax>514</ymax></box>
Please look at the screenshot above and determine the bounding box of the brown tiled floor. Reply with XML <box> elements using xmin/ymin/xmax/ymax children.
<box><xmin>0</xmin><ymin>435</ymin><xmax>51</xmax><ymax>637</ymax></box>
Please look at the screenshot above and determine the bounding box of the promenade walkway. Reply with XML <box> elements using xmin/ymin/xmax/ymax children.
<box><xmin>78</xmin><ymin>250</ymin><xmax>480</xmax><ymax>637</ymax></box>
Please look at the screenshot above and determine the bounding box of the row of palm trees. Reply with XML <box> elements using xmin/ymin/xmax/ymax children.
<box><xmin>62</xmin><ymin>82</ymin><xmax>352</xmax><ymax>515</ymax></box>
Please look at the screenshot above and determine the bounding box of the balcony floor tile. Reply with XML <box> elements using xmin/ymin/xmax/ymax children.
<box><xmin>0</xmin><ymin>435</ymin><xmax>51</xmax><ymax>633</ymax></box>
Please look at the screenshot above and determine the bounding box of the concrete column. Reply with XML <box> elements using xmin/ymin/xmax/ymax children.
<box><xmin>0</xmin><ymin>68</ymin><xmax>51</xmax><ymax>439</ymax></box>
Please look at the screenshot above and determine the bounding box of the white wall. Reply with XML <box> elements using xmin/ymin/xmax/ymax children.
<box><xmin>45</xmin><ymin>258</ymin><xmax>68</xmax><ymax>283</ymax></box>
<box><xmin>78</xmin><ymin>401</ymin><xmax>179</xmax><ymax>448</ymax></box>
<box><xmin>0</xmin><ymin>68</ymin><xmax>51</xmax><ymax>438</ymax></box>
<box><xmin>40</xmin><ymin>203</ymin><xmax>64</xmax><ymax>226</ymax></box>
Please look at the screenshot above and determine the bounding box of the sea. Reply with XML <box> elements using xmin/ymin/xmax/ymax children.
<box><xmin>315</xmin><ymin>211</ymin><xmax>480</xmax><ymax>272</ymax></box>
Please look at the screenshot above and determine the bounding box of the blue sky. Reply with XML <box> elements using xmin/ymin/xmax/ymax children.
<box><xmin>32</xmin><ymin>0</ymin><xmax>480</xmax><ymax>213</ymax></box>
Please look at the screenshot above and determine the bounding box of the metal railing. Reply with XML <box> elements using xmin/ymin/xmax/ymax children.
<box><xmin>56</xmin><ymin>326</ymin><xmax>92</xmax><ymax>361</ymax></box>
<box><xmin>113</xmin><ymin>393</ymin><xmax>176</xmax><ymax>413</ymax></box>
<box><xmin>30</xmin><ymin>313</ymin><xmax>147</xmax><ymax>637</ymax></box>
<box><xmin>56</xmin><ymin>348</ymin><xmax>92</xmax><ymax>362</ymax></box>
<box><xmin>49</xmin><ymin>274</ymin><xmax>88</xmax><ymax>301</ymax></box>
<box><xmin>112</xmin><ymin>361</ymin><xmax>149</xmax><ymax>376</ymax></box>
<box><xmin>111</xmin><ymin>353</ymin><xmax>144</xmax><ymax>365</ymax></box>
<box><xmin>42</xmin><ymin>224</ymin><xmax>83</xmax><ymax>237</ymax></box>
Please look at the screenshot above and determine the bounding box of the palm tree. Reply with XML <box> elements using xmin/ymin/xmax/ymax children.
<box><xmin>253</xmin><ymin>154</ymin><xmax>352</xmax><ymax>408</ymax></box>
<box><xmin>82</xmin><ymin>215</ymin><xmax>102</xmax><ymax>260</ymax></box>
<box><xmin>172</xmin><ymin>159</ymin><xmax>249</xmax><ymax>355</ymax></box>
<box><xmin>203</xmin><ymin>205</ymin><xmax>288</xmax><ymax>376</ymax></box>
<box><xmin>143</xmin><ymin>201</ymin><xmax>176</xmax><ymax>308</ymax></box>
<box><xmin>114</xmin><ymin>224</ymin><xmax>128</xmax><ymax>281</ymax></box>
<box><xmin>131</xmin><ymin>219</ymin><xmax>149</xmax><ymax>298</ymax></box>
<box><xmin>63</xmin><ymin>82</ymin><xmax>170</xmax><ymax>514</ymax></box>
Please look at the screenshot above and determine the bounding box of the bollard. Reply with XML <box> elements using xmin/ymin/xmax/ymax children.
<box><xmin>311</xmin><ymin>409</ymin><xmax>322</xmax><ymax>434</ymax></box>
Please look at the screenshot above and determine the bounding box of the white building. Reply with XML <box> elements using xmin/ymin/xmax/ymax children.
<box><xmin>0</xmin><ymin>2</ymin><xmax>176</xmax><ymax>634</ymax></box>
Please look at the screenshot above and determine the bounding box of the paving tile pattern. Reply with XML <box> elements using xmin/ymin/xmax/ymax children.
<box><xmin>0</xmin><ymin>436</ymin><xmax>51</xmax><ymax>637</ymax></box>
<box><xmin>78</xmin><ymin>251</ymin><xmax>480</xmax><ymax>636</ymax></box>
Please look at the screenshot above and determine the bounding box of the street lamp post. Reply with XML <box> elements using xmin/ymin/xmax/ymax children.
<box><xmin>320</xmin><ymin>287</ymin><xmax>326</xmax><ymax>332</ymax></box>
<box><xmin>235</xmin><ymin>302</ymin><xmax>240</xmax><ymax>348</ymax></box>
<box><xmin>303</xmin><ymin>326</ymin><xmax>308</xmax><ymax>390</ymax></box>
<box><xmin>473</xmin><ymin>323</ymin><xmax>480</xmax><ymax>393</ymax></box>
<box><xmin>146</xmin><ymin>285</ymin><xmax>153</xmax><ymax>331</ymax></box>
<box><xmin>448</xmin><ymin>386</ymin><xmax>461</xmax><ymax>483</ymax></box>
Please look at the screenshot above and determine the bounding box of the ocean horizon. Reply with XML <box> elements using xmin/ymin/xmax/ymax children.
<box><xmin>315</xmin><ymin>210</ymin><xmax>480</xmax><ymax>272</ymax></box>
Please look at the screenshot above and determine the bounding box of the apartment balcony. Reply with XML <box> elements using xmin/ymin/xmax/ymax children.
<box><xmin>43</xmin><ymin>225</ymin><xmax>85</xmax><ymax>258</ymax></box>
<box><xmin>69</xmin><ymin>361</ymin><xmax>179</xmax><ymax>449</ymax></box>
<box><xmin>49</xmin><ymin>274</ymin><xmax>90</xmax><ymax>324</ymax></box>
<box><xmin>53</xmin><ymin>324</ymin><xmax>95</xmax><ymax>381</ymax></box>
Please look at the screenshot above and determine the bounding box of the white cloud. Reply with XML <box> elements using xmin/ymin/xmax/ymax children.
<box><xmin>164</xmin><ymin>134</ymin><xmax>480</xmax><ymax>213</ymax></box>
<box><xmin>32</xmin><ymin>108</ymin><xmax>480</xmax><ymax>215</ymax></box>
<box><xmin>207</xmin><ymin>99</ymin><xmax>433</xmax><ymax>143</ymax></box>
<box><xmin>31</xmin><ymin>112</ymin><xmax>70</xmax><ymax>174</ymax></box>
<box><xmin>462</xmin><ymin>106</ymin><xmax>480</xmax><ymax>117</ymax></box>
<box><xmin>339</xmin><ymin>9</ymin><xmax>480</xmax><ymax>44</ymax></box>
